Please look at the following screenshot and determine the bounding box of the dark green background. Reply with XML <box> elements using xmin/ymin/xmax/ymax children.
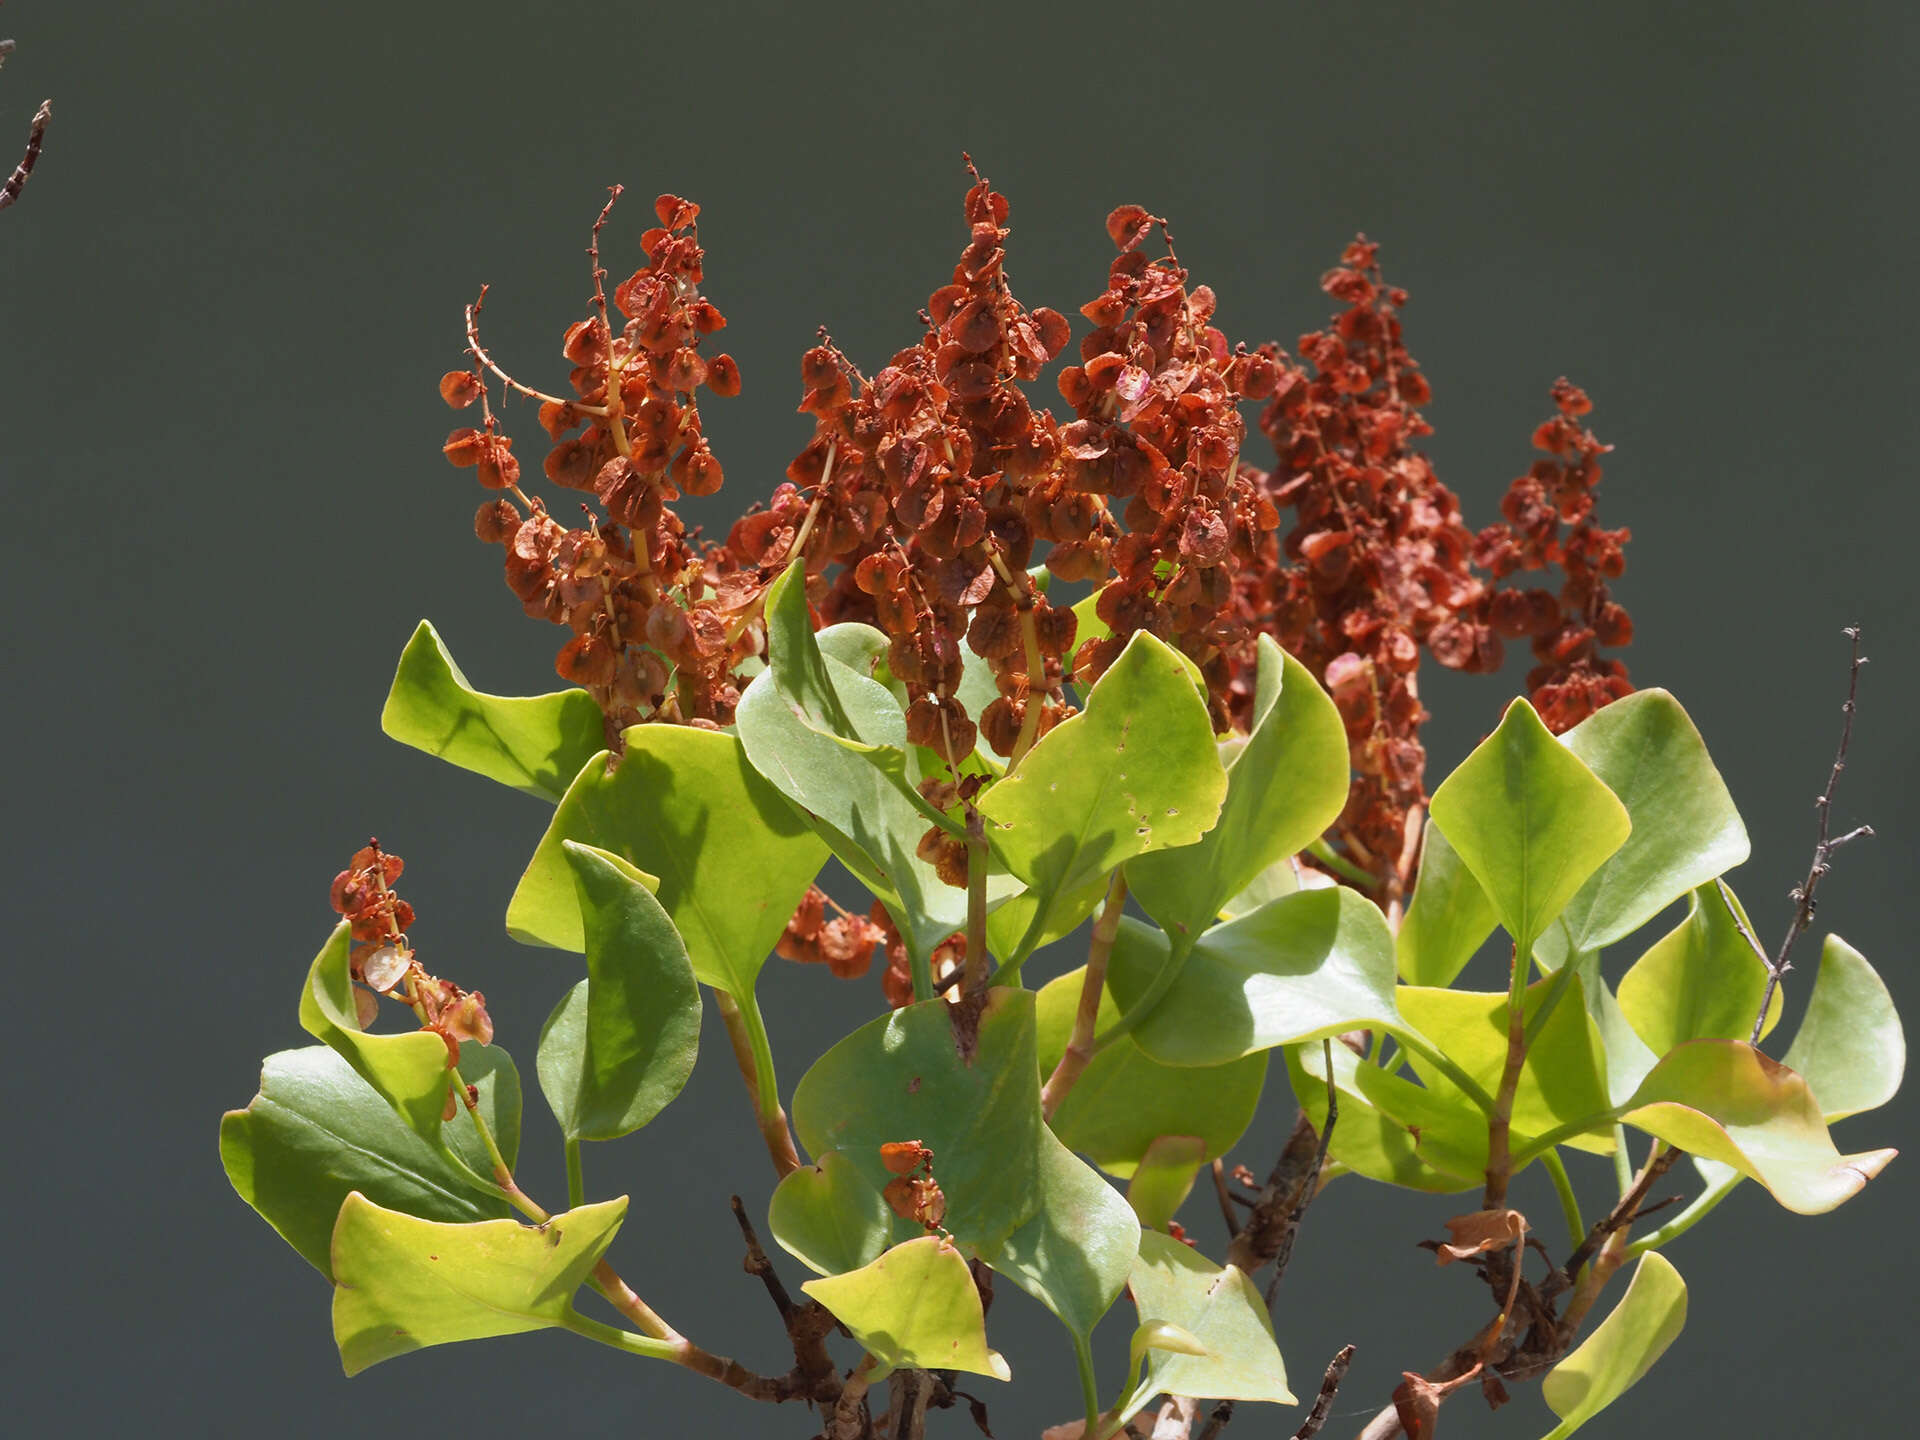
<box><xmin>4</xmin><ymin>2</ymin><xmax>1913</xmax><ymax>1435</ymax></box>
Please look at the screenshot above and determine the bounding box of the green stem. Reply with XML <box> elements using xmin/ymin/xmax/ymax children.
<box><xmin>1386</xmin><ymin>1028</ymin><xmax>1498</xmax><ymax>1113</ymax></box>
<box><xmin>561</xmin><ymin>1310</ymin><xmax>682</xmax><ymax>1363</ymax></box>
<box><xmin>1509</xmin><ymin>1114</ymin><xmax>1622</xmax><ymax>1171</ymax></box>
<box><xmin>1484</xmin><ymin>941</ymin><xmax>1531</xmax><ymax>1208</ymax></box>
<box><xmin>565</xmin><ymin>1137</ymin><xmax>584</xmax><ymax>1211</ymax></box>
<box><xmin>1073</xmin><ymin>1337</ymin><xmax>1102</xmax><ymax>1437</ymax></box>
<box><xmin>1611</xmin><ymin>1122</ymin><xmax>1634</xmax><ymax>1197</ymax></box>
<box><xmin>1542</xmin><ymin>1149</ymin><xmax>1585</xmax><ymax>1249</ymax></box>
<box><xmin>449</xmin><ymin>1062</ymin><xmax>548</xmax><ymax>1223</ymax></box>
<box><xmin>1626</xmin><ymin>1170</ymin><xmax>1742</xmax><ymax>1256</ymax></box>
<box><xmin>962</xmin><ymin>806</ymin><xmax>989</xmax><ymax>995</ymax></box>
<box><xmin>1092</xmin><ymin>931</ymin><xmax>1192</xmax><ymax>1049</ymax></box>
<box><xmin>1521</xmin><ymin>959</ymin><xmax>1579</xmax><ymax>1048</ymax></box>
<box><xmin>715</xmin><ymin>988</ymin><xmax>801</xmax><ymax>1178</ymax></box>
<box><xmin>1306</xmin><ymin>838</ymin><xmax>1377</xmax><ymax>889</ymax></box>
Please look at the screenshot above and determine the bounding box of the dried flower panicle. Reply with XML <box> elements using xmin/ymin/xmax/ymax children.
<box><xmin>436</xmin><ymin>182</ymin><xmax>1640</xmax><ymax>915</ymax></box>
<box><xmin>328</xmin><ymin>840</ymin><xmax>493</xmax><ymax>1096</ymax></box>
<box><xmin>443</xmin><ymin>190</ymin><xmax>752</xmax><ymax>734</ymax></box>
<box><xmin>1238</xmin><ymin>240</ymin><xmax>1561</xmax><ymax>896</ymax></box>
<box><xmin>1053</xmin><ymin>206</ymin><xmax>1283</xmax><ymax>730</ymax></box>
<box><xmin>1466</xmin><ymin>379</ymin><xmax>1634</xmax><ymax>733</ymax></box>
<box><xmin>751</xmin><ymin>161</ymin><xmax>1077</xmax><ymax>769</ymax></box>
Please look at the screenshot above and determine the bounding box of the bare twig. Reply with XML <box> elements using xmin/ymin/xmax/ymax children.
<box><xmin>729</xmin><ymin>1194</ymin><xmax>799</xmax><ymax>1323</ymax></box>
<box><xmin>1550</xmin><ymin>1145</ymin><xmax>1681</xmax><ymax>1301</ymax></box>
<box><xmin>1751</xmin><ymin>625</ymin><xmax>1872</xmax><ymax>1044</ymax></box>
<box><xmin>1291</xmin><ymin>1344</ymin><xmax>1355</xmax><ymax>1439</ymax></box>
<box><xmin>1264</xmin><ymin>1041</ymin><xmax>1336</xmax><ymax>1306</ymax></box>
<box><xmin>1224</xmin><ymin>1109</ymin><xmax>1320</xmax><ymax>1274</ymax></box>
<box><xmin>0</xmin><ymin>95</ymin><xmax>49</xmax><ymax>214</ymax></box>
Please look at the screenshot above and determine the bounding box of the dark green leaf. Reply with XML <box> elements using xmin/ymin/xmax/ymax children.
<box><xmin>221</xmin><ymin>1046</ymin><xmax>516</xmax><ymax>1278</ymax></box>
<box><xmin>1125</xmin><ymin>1136</ymin><xmax>1208</xmax><ymax>1231</ymax></box>
<box><xmin>980</xmin><ymin>1128</ymin><xmax>1141</xmax><ymax>1353</ymax></box>
<box><xmin>1036</xmin><ymin>965</ymin><xmax>1265</xmax><ymax>1178</ymax></box>
<box><xmin>1109</xmin><ymin>888</ymin><xmax>1403</xmax><ymax>1069</ymax></box>
<box><xmin>535</xmin><ymin>843</ymin><xmax>701</xmax><ymax>1142</ymax></box>
<box><xmin>768</xmin><ymin>1150</ymin><xmax>915</xmax><ymax>1277</ymax></box>
<box><xmin>793</xmin><ymin>989</ymin><xmax>1045</xmax><ymax>1253</ymax></box>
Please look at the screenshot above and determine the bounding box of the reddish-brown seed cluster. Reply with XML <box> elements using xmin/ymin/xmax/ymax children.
<box><xmin>328</xmin><ymin>842</ymin><xmax>493</xmax><ymax>1079</ymax></box>
<box><xmin>1054</xmin><ymin>206</ymin><xmax>1283</xmax><ymax>730</ymax></box>
<box><xmin>443</xmin><ymin>191</ymin><xmax>754</xmax><ymax>733</ymax></box>
<box><xmin>1464</xmin><ymin>379</ymin><xmax>1634</xmax><ymax>732</ymax></box>
<box><xmin>438</xmin><ymin>182</ymin><xmax>1640</xmax><ymax>916</ymax></box>
<box><xmin>879</xmin><ymin>1140</ymin><xmax>949</xmax><ymax>1232</ymax></box>
<box><xmin>1238</xmin><ymin>240</ymin><xmax>1494</xmax><ymax>894</ymax></box>
<box><xmin>774</xmin><ymin>886</ymin><xmax>887</xmax><ymax>981</ymax></box>
<box><xmin>743</xmin><ymin>163</ymin><xmax>1078</xmax><ymax>768</ymax></box>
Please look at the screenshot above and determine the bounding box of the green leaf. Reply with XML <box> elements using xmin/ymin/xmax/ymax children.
<box><xmin>1540</xmin><ymin>1252</ymin><xmax>1687</xmax><ymax>1439</ymax></box>
<box><xmin>737</xmin><ymin>583</ymin><xmax>1011</xmax><ymax>967</ymax></box>
<box><xmin>507</xmin><ymin>727</ymin><xmax>826</xmax><ymax>994</ymax></box>
<box><xmin>221</xmin><ymin>1046</ymin><xmax>516</xmax><ymax>1278</ymax></box>
<box><xmin>816</xmin><ymin>621</ymin><xmax>893</xmax><ymax>675</ymax></box>
<box><xmin>1128</xmin><ymin>1318</ymin><xmax>1210</xmax><ymax>1375</ymax></box>
<box><xmin>1285</xmin><ymin>1042</ymin><xmax>1480</xmax><ymax>1193</ymax></box>
<box><xmin>1036</xmin><ymin>965</ymin><xmax>1266</xmax><ymax>1178</ymax></box>
<box><xmin>1621</xmin><ymin>1040</ymin><xmax>1897</xmax><ymax>1213</ymax></box>
<box><xmin>380</xmin><ymin>620</ymin><xmax>606</xmax><ymax>802</ymax></box>
<box><xmin>1617</xmin><ymin>882</ymin><xmax>1780</xmax><ymax>1056</ymax></box>
<box><xmin>768</xmin><ymin>1150</ymin><xmax>915</xmax><ymax>1277</ymax></box>
<box><xmin>534</xmin><ymin>843</ymin><xmax>701</xmax><ymax>1142</ymax></box>
<box><xmin>978</xmin><ymin>630</ymin><xmax>1228</xmax><ymax>967</ymax></box>
<box><xmin>802</xmin><ymin>1236</ymin><xmax>1011</xmax><ymax>1382</ymax></box>
<box><xmin>737</xmin><ymin>663</ymin><xmax>1005</xmax><ymax>967</ymax></box>
<box><xmin>1126</xmin><ymin>1136</ymin><xmax>1208</xmax><ymax>1231</ymax></box>
<box><xmin>1125</xmin><ymin>1231</ymin><xmax>1294</xmax><ymax>1411</ymax></box>
<box><xmin>298</xmin><ymin>920</ymin><xmax>455</xmax><ymax>1144</ymax></box>
<box><xmin>330</xmin><ymin>1192</ymin><xmax>628</xmax><ymax>1375</ymax></box>
<box><xmin>1218</xmin><ymin>854</ymin><xmax>1308</xmax><ymax>922</ymax></box>
<box><xmin>1127</xmin><ymin>636</ymin><xmax>1348</xmax><ymax>943</ymax></box>
<box><xmin>1397</xmin><ymin>977</ymin><xmax>1614</xmax><ymax>1155</ymax></box>
<box><xmin>1396</xmin><ymin>820</ymin><xmax>1500</xmax><ymax>987</ymax></box>
<box><xmin>1783</xmin><ymin>934</ymin><xmax>1906</xmax><ymax>1121</ymax></box>
<box><xmin>793</xmin><ymin>988</ymin><xmax>1045</xmax><ymax>1253</ymax></box>
<box><xmin>1428</xmin><ymin>698</ymin><xmax>1631</xmax><ymax>956</ymax></box>
<box><xmin>1550</xmin><ymin>689</ymin><xmax>1749</xmax><ymax>956</ymax></box>
<box><xmin>1109</xmin><ymin>888</ymin><xmax>1403</xmax><ymax>1069</ymax></box>
<box><xmin>981</xmin><ymin>1129</ymin><xmax>1141</xmax><ymax>1365</ymax></box>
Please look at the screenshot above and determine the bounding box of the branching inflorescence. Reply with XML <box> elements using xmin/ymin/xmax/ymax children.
<box><xmin>222</xmin><ymin>163</ymin><xmax>1899</xmax><ymax>1440</ymax></box>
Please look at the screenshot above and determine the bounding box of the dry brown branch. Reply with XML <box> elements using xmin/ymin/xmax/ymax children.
<box><xmin>0</xmin><ymin>93</ymin><xmax>49</xmax><ymax>214</ymax></box>
<box><xmin>1751</xmin><ymin>624</ymin><xmax>1872</xmax><ymax>1043</ymax></box>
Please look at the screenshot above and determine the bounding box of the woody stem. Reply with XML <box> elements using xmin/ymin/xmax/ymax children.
<box><xmin>1040</xmin><ymin>870</ymin><xmax>1128</xmax><ymax>1119</ymax></box>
